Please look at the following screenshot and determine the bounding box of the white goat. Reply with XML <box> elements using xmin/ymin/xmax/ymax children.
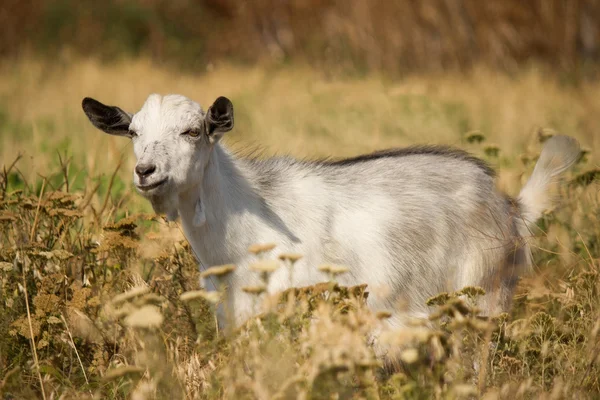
<box><xmin>82</xmin><ymin>94</ymin><xmax>580</xmax><ymax>341</ymax></box>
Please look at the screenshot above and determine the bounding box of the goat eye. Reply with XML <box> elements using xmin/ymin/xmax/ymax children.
<box><xmin>128</xmin><ymin>130</ymin><xmax>138</xmax><ymax>137</ymax></box>
<box><xmin>183</xmin><ymin>130</ymin><xmax>200</xmax><ymax>137</ymax></box>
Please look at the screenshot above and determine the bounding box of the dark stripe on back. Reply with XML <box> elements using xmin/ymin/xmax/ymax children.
<box><xmin>320</xmin><ymin>145</ymin><xmax>495</xmax><ymax>177</ymax></box>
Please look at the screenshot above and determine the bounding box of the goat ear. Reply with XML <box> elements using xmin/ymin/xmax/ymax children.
<box><xmin>82</xmin><ymin>97</ymin><xmax>133</xmax><ymax>137</ymax></box>
<box><xmin>205</xmin><ymin>96</ymin><xmax>233</xmax><ymax>143</ymax></box>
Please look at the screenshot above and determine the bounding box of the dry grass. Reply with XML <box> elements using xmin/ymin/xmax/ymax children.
<box><xmin>3</xmin><ymin>0</ymin><xmax>600</xmax><ymax>74</ymax></box>
<box><xmin>205</xmin><ymin>0</ymin><xmax>600</xmax><ymax>74</ymax></box>
<box><xmin>0</xmin><ymin>57</ymin><xmax>599</xmax><ymax>399</ymax></box>
<box><xmin>1</xmin><ymin>56</ymin><xmax>599</xmax><ymax>202</ymax></box>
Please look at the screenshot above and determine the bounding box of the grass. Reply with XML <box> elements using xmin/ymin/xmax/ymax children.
<box><xmin>4</xmin><ymin>1</ymin><xmax>600</xmax><ymax>76</ymax></box>
<box><xmin>0</xmin><ymin>57</ymin><xmax>599</xmax><ymax>399</ymax></box>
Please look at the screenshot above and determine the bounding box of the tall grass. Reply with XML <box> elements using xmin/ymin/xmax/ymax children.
<box><xmin>2</xmin><ymin>0</ymin><xmax>600</xmax><ymax>75</ymax></box>
<box><xmin>0</xmin><ymin>57</ymin><xmax>599</xmax><ymax>398</ymax></box>
<box><xmin>1</xmin><ymin>57</ymin><xmax>599</xmax><ymax>198</ymax></box>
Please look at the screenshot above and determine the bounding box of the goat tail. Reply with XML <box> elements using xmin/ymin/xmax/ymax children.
<box><xmin>517</xmin><ymin>135</ymin><xmax>580</xmax><ymax>232</ymax></box>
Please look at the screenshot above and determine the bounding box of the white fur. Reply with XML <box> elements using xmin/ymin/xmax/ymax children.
<box><xmin>83</xmin><ymin>94</ymin><xmax>580</xmax><ymax>345</ymax></box>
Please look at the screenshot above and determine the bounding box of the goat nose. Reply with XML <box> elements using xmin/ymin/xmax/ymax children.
<box><xmin>135</xmin><ymin>163</ymin><xmax>156</xmax><ymax>178</ymax></box>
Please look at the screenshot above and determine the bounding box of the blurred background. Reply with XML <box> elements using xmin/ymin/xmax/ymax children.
<box><xmin>1</xmin><ymin>0</ymin><xmax>599</xmax><ymax>212</ymax></box>
<box><xmin>3</xmin><ymin>0</ymin><xmax>600</xmax><ymax>74</ymax></box>
<box><xmin>3</xmin><ymin>3</ymin><xmax>600</xmax><ymax>398</ymax></box>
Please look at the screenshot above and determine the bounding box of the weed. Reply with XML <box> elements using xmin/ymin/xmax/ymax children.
<box><xmin>0</xmin><ymin>59</ymin><xmax>599</xmax><ymax>399</ymax></box>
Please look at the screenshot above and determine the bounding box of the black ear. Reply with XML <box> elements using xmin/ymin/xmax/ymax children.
<box><xmin>205</xmin><ymin>96</ymin><xmax>234</xmax><ymax>142</ymax></box>
<box><xmin>82</xmin><ymin>97</ymin><xmax>133</xmax><ymax>137</ymax></box>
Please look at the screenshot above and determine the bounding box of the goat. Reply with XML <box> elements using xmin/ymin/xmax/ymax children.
<box><xmin>82</xmin><ymin>94</ymin><xmax>580</xmax><ymax>343</ymax></box>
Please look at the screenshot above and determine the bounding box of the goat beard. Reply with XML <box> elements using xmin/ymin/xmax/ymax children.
<box><xmin>148</xmin><ymin>192</ymin><xmax>179</xmax><ymax>222</ymax></box>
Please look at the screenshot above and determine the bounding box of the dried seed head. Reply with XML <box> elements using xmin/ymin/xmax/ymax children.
<box><xmin>451</xmin><ymin>384</ymin><xmax>478</xmax><ymax>397</ymax></box>
<box><xmin>134</xmin><ymin>293</ymin><xmax>165</xmax><ymax>307</ymax></box>
<box><xmin>484</xmin><ymin>144</ymin><xmax>500</xmax><ymax>158</ymax></box>
<box><xmin>250</xmin><ymin>260</ymin><xmax>280</xmax><ymax>273</ymax></box>
<box><xmin>200</xmin><ymin>264</ymin><xmax>236</xmax><ymax>279</ymax></box>
<box><xmin>180</xmin><ymin>290</ymin><xmax>222</xmax><ymax>304</ymax></box>
<box><xmin>38</xmin><ymin>250</ymin><xmax>74</xmax><ymax>260</ymax></box>
<box><xmin>145</xmin><ymin>231</ymin><xmax>162</xmax><ymax>240</ymax></box>
<box><xmin>103</xmin><ymin>366</ymin><xmax>145</xmax><ymax>381</ymax></box>
<box><xmin>242</xmin><ymin>285</ymin><xmax>267</xmax><ymax>295</ymax></box>
<box><xmin>180</xmin><ymin>291</ymin><xmax>205</xmax><ymax>302</ymax></box>
<box><xmin>318</xmin><ymin>264</ymin><xmax>349</xmax><ymax>275</ymax></box>
<box><xmin>399</xmin><ymin>348</ymin><xmax>419</xmax><ymax>364</ymax></box>
<box><xmin>0</xmin><ymin>262</ymin><xmax>13</xmax><ymax>272</ymax></box>
<box><xmin>457</xmin><ymin>286</ymin><xmax>486</xmax><ymax>299</ymax></box>
<box><xmin>466</xmin><ymin>132</ymin><xmax>485</xmax><ymax>144</ymax></box>
<box><xmin>47</xmin><ymin>208</ymin><xmax>82</xmax><ymax>218</ymax></box>
<box><xmin>124</xmin><ymin>305</ymin><xmax>163</xmax><ymax>328</ymax></box>
<box><xmin>578</xmin><ymin>147</ymin><xmax>591</xmax><ymax>164</ymax></box>
<box><xmin>46</xmin><ymin>191</ymin><xmax>81</xmax><ymax>203</ymax></box>
<box><xmin>318</xmin><ymin>264</ymin><xmax>331</xmax><ymax>273</ymax></box>
<box><xmin>376</xmin><ymin>311</ymin><xmax>393</xmax><ymax>320</ymax></box>
<box><xmin>537</xmin><ymin>129</ymin><xmax>554</xmax><ymax>143</ymax></box>
<box><xmin>426</xmin><ymin>292</ymin><xmax>451</xmax><ymax>306</ymax></box>
<box><xmin>112</xmin><ymin>286</ymin><xmax>150</xmax><ymax>305</ymax></box>
<box><xmin>67</xmin><ymin>308</ymin><xmax>103</xmax><ymax>343</ymax></box>
<box><xmin>410</xmin><ymin>327</ymin><xmax>433</xmax><ymax>343</ymax></box>
<box><xmin>201</xmin><ymin>291</ymin><xmax>222</xmax><ymax>304</ymax></box>
<box><xmin>571</xmin><ymin>169</ymin><xmax>600</xmax><ymax>188</ymax></box>
<box><xmin>330</xmin><ymin>265</ymin><xmax>349</xmax><ymax>275</ymax></box>
<box><xmin>278</xmin><ymin>253</ymin><xmax>303</xmax><ymax>263</ymax></box>
<box><xmin>430</xmin><ymin>335</ymin><xmax>445</xmax><ymax>361</ymax></box>
<box><xmin>248</xmin><ymin>243</ymin><xmax>276</xmax><ymax>255</ymax></box>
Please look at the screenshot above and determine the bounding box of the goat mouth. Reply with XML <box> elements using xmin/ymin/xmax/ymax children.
<box><xmin>136</xmin><ymin>178</ymin><xmax>167</xmax><ymax>192</ymax></box>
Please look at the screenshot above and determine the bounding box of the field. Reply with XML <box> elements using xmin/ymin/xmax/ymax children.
<box><xmin>1</xmin><ymin>57</ymin><xmax>599</xmax><ymax>399</ymax></box>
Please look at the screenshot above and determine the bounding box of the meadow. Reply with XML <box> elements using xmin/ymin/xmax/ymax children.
<box><xmin>0</xmin><ymin>56</ymin><xmax>599</xmax><ymax>399</ymax></box>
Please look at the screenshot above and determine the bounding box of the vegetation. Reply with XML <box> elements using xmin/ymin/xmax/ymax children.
<box><xmin>2</xmin><ymin>0</ymin><xmax>600</xmax><ymax>75</ymax></box>
<box><xmin>0</xmin><ymin>57</ymin><xmax>599</xmax><ymax>398</ymax></box>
